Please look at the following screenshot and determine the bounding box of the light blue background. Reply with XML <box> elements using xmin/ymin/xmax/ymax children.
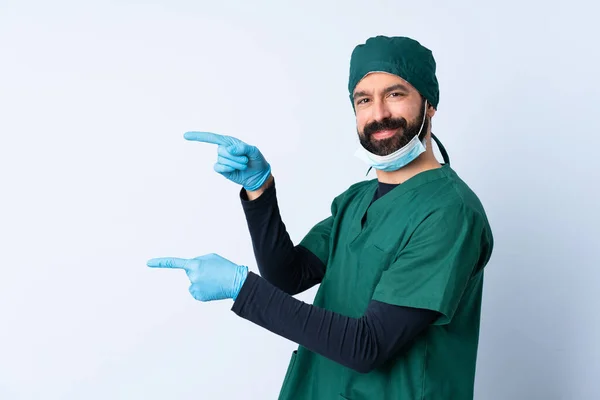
<box><xmin>1</xmin><ymin>1</ymin><xmax>598</xmax><ymax>399</ymax></box>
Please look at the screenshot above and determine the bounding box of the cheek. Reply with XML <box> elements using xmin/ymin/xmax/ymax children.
<box><xmin>389</xmin><ymin>104</ymin><xmax>414</xmax><ymax>120</ymax></box>
<box><xmin>356</xmin><ymin>113</ymin><xmax>370</xmax><ymax>133</ymax></box>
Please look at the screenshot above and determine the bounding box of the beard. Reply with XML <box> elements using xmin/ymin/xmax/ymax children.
<box><xmin>358</xmin><ymin>100</ymin><xmax>429</xmax><ymax>156</ymax></box>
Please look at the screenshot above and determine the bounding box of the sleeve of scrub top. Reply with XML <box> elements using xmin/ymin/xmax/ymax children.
<box><xmin>371</xmin><ymin>204</ymin><xmax>488</xmax><ymax>325</ymax></box>
<box><xmin>232</xmin><ymin>271</ymin><xmax>440</xmax><ymax>373</ymax></box>
<box><xmin>240</xmin><ymin>179</ymin><xmax>328</xmax><ymax>295</ymax></box>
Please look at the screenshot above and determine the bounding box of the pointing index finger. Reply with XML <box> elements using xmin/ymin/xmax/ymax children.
<box><xmin>184</xmin><ymin>131</ymin><xmax>233</xmax><ymax>146</ymax></box>
<box><xmin>147</xmin><ymin>257</ymin><xmax>189</xmax><ymax>270</ymax></box>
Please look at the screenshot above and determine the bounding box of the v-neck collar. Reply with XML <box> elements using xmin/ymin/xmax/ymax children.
<box><xmin>373</xmin><ymin>164</ymin><xmax>450</xmax><ymax>212</ymax></box>
<box><xmin>350</xmin><ymin>164</ymin><xmax>452</xmax><ymax>242</ymax></box>
<box><xmin>374</xmin><ymin>182</ymin><xmax>399</xmax><ymax>200</ymax></box>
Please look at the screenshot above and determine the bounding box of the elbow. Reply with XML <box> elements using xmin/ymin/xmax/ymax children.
<box><xmin>347</xmin><ymin>358</ymin><xmax>380</xmax><ymax>374</ymax></box>
<box><xmin>343</xmin><ymin>339</ymin><xmax>401</xmax><ymax>374</ymax></box>
<box><xmin>348</xmin><ymin>345</ymin><xmax>412</xmax><ymax>373</ymax></box>
<box><xmin>351</xmin><ymin>362</ymin><xmax>376</xmax><ymax>374</ymax></box>
<box><xmin>343</xmin><ymin>320</ymin><xmax>384</xmax><ymax>374</ymax></box>
<box><xmin>345</xmin><ymin>347</ymin><xmax>382</xmax><ymax>374</ymax></box>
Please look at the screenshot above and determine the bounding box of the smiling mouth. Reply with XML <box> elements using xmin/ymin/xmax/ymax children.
<box><xmin>371</xmin><ymin>129</ymin><xmax>398</xmax><ymax>140</ymax></box>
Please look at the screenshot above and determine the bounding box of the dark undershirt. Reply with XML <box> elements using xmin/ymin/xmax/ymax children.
<box><xmin>231</xmin><ymin>179</ymin><xmax>440</xmax><ymax>373</ymax></box>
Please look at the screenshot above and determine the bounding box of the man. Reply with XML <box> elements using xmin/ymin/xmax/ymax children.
<box><xmin>148</xmin><ymin>35</ymin><xmax>494</xmax><ymax>399</ymax></box>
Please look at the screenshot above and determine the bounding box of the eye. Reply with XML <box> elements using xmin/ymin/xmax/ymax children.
<box><xmin>356</xmin><ymin>98</ymin><xmax>369</xmax><ymax>105</ymax></box>
<box><xmin>389</xmin><ymin>91</ymin><xmax>404</xmax><ymax>98</ymax></box>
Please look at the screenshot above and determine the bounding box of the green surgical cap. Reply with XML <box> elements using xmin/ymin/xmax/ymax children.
<box><xmin>348</xmin><ymin>35</ymin><xmax>439</xmax><ymax>109</ymax></box>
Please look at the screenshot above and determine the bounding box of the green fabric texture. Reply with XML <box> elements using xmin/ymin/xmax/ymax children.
<box><xmin>277</xmin><ymin>164</ymin><xmax>494</xmax><ymax>399</ymax></box>
<box><xmin>348</xmin><ymin>35</ymin><xmax>439</xmax><ymax>109</ymax></box>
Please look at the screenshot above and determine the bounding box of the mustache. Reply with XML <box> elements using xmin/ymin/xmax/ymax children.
<box><xmin>363</xmin><ymin>117</ymin><xmax>408</xmax><ymax>138</ymax></box>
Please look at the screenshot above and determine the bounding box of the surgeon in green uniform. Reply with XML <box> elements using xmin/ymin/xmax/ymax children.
<box><xmin>148</xmin><ymin>35</ymin><xmax>494</xmax><ymax>399</ymax></box>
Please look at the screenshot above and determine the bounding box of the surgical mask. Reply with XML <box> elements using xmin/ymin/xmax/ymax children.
<box><xmin>354</xmin><ymin>100</ymin><xmax>428</xmax><ymax>172</ymax></box>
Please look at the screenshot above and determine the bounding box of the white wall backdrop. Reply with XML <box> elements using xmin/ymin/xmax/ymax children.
<box><xmin>1</xmin><ymin>1</ymin><xmax>598</xmax><ymax>399</ymax></box>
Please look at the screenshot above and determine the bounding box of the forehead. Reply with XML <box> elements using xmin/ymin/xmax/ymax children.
<box><xmin>353</xmin><ymin>72</ymin><xmax>417</xmax><ymax>95</ymax></box>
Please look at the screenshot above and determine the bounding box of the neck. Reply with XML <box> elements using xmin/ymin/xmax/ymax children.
<box><xmin>375</xmin><ymin>133</ymin><xmax>442</xmax><ymax>184</ymax></box>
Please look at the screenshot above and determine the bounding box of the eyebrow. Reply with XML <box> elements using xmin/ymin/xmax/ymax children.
<box><xmin>353</xmin><ymin>83</ymin><xmax>411</xmax><ymax>100</ymax></box>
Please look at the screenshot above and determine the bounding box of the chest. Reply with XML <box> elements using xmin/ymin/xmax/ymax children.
<box><xmin>315</xmin><ymin>192</ymin><xmax>421</xmax><ymax>316</ymax></box>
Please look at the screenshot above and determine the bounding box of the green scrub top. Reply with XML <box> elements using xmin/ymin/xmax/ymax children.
<box><xmin>277</xmin><ymin>137</ymin><xmax>494</xmax><ymax>400</ymax></box>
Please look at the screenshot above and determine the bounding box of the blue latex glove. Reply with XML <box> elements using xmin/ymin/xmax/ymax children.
<box><xmin>147</xmin><ymin>253</ymin><xmax>248</xmax><ymax>301</ymax></box>
<box><xmin>183</xmin><ymin>131</ymin><xmax>271</xmax><ymax>192</ymax></box>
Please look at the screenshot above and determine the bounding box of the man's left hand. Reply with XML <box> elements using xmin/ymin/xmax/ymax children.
<box><xmin>147</xmin><ymin>253</ymin><xmax>248</xmax><ymax>301</ymax></box>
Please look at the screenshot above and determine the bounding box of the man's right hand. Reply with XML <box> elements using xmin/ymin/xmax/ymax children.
<box><xmin>183</xmin><ymin>131</ymin><xmax>272</xmax><ymax>192</ymax></box>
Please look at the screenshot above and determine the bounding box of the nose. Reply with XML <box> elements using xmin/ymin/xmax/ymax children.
<box><xmin>371</xmin><ymin>98</ymin><xmax>392</xmax><ymax>121</ymax></box>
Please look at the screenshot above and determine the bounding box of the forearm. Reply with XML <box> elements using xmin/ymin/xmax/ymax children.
<box><xmin>231</xmin><ymin>272</ymin><xmax>439</xmax><ymax>373</ymax></box>
<box><xmin>240</xmin><ymin>178</ymin><xmax>324</xmax><ymax>294</ymax></box>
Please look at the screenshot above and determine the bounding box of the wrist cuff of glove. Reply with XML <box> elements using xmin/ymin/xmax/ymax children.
<box><xmin>243</xmin><ymin>165</ymin><xmax>272</xmax><ymax>192</ymax></box>
<box><xmin>232</xmin><ymin>265</ymin><xmax>249</xmax><ymax>301</ymax></box>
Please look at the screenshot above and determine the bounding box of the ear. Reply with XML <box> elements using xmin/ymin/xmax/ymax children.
<box><xmin>426</xmin><ymin>104</ymin><xmax>436</xmax><ymax>119</ymax></box>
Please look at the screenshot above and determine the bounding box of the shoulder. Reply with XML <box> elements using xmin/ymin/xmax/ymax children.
<box><xmin>440</xmin><ymin>167</ymin><xmax>492</xmax><ymax>229</ymax></box>
<box><xmin>406</xmin><ymin>166</ymin><xmax>490</xmax><ymax>222</ymax></box>
<box><xmin>396</xmin><ymin>167</ymin><xmax>493</xmax><ymax>239</ymax></box>
<box><xmin>415</xmin><ymin>170</ymin><xmax>494</xmax><ymax>259</ymax></box>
